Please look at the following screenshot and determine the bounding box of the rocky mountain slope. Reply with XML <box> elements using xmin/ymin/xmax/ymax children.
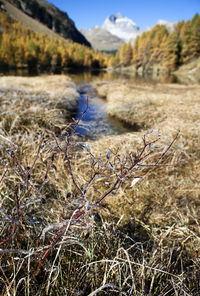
<box><xmin>81</xmin><ymin>13</ymin><xmax>142</xmax><ymax>52</ymax></box>
<box><xmin>1</xmin><ymin>0</ymin><xmax>91</xmax><ymax>47</ymax></box>
<box><xmin>81</xmin><ymin>26</ymin><xmax>124</xmax><ymax>53</ymax></box>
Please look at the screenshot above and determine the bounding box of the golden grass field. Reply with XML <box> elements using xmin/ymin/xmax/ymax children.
<box><xmin>0</xmin><ymin>75</ymin><xmax>200</xmax><ymax>295</ymax></box>
<box><xmin>93</xmin><ymin>79</ymin><xmax>200</xmax><ymax>236</ymax></box>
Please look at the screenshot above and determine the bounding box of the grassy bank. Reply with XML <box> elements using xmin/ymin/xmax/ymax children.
<box><xmin>0</xmin><ymin>76</ymin><xmax>200</xmax><ymax>295</ymax></box>
<box><xmin>93</xmin><ymin>79</ymin><xmax>200</xmax><ymax>131</ymax></box>
<box><xmin>0</xmin><ymin>75</ymin><xmax>78</xmax><ymax>133</ymax></box>
<box><xmin>91</xmin><ymin>79</ymin><xmax>200</xmax><ymax>237</ymax></box>
<box><xmin>174</xmin><ymin>57</ymin><xmax>200</xmax><ymax>84</ymax></box>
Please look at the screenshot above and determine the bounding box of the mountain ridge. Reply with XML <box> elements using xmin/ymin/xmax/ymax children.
<box><xmin>81</xmin><ymin>13</ymin><xmax>141</xmax><ymax>52</ymax></box>
<box><xmin>81</xmin><ymin>26</ymin><xmax>124</xmax><ymax>53</ymax></box>
<box><xmin>1</xmin><ymin>0</ymin><xmax>91</xmax><ymax>47</ymax></box>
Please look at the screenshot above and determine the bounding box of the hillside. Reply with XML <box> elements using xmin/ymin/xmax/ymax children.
<box><xmin>81</xmin><ymin>26</ymin><xmax>124</xmax><ymax>53</ymax></box>
<box><xmin>0</xmin><ymin>0</ymin><xmax>91</xmax><ymax>47</ymax></box>
<box><xmin>0</xmin><ymin>10</ymin><xmax>108</xmax><ymax>71</ymax></box>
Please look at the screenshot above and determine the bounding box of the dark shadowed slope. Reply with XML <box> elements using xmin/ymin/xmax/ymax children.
<box><xmin>1</xmin><ymin>0</ymin><xmax>91</xmax><ymax>47</ymax></box>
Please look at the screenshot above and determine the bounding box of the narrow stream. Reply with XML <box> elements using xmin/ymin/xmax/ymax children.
<box><xmin>75</xmin><ymin>83</ymin><xmax>133</xmax><ymax>140</ymax></box>
<box><xmin>2</xmin><ymin>68</ymin><xmax>180</xmax><ymax>140</ymax></box>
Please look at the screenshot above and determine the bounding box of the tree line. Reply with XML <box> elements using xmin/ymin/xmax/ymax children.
<box><xmin>0</xmin><ymin>11</ymin><xmax>109</xmax><ymax>71</ymax></box>
<box><xmin>0</xmin><ymin>11</ymin><xmax>199</xmax><ymax>73</ymax></box>
<box><xmin>109</xmin><ymin>13</ymin><xmax>200</xmax><ymax>72</ymax></box>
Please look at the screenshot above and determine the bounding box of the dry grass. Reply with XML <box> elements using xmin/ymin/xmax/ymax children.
<box><xmin>0</xmin><ymin>75</ymin><xmax>78</xmax><ymax>135</ymax></box>
<box><xmin>92</xmin><ymin>80</ymin><xmax>200</xmax><ymax>225</ymax></box>
<box><xmin>0</xmin><ymin>76</ymin><xmax>200</xmax><ymax>295</ymax></box>
<box><xmin>93</xmin><ymin>80</ymin><xmax>200</xmax><ymax>130</ymax></box>
<box><xmin>0</xmin><ymin>75</ymin><xmax>78</xmax><ymax>103</ymax></box>
<box><xmin>91</xmin><ymin>79</ymin><xmax>200</xmax><ymax>293</ymax></box>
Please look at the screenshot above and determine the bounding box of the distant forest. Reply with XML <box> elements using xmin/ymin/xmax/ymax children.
<box><xmin>109</xmin><ymin>13</ymin><xmax>200</xmax><ymax>71</ymax></box>
<box><xmin>0</xmin><ymin>11</ymin><xmax>199</xmax><ymax>72</ymax></box>
<box><xmin>0</xmin><ymin>11</ymin><xmax>109</xmax><ymax>71</ymax></box>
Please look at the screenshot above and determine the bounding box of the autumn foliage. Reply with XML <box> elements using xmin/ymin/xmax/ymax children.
<box><xmin>0</xmin><ymin>9</ymin><xmax>200</xmax><ymax>73</ymax></box>
<box><xmin>0</xmin><ymin>11</ymin><xmax>109</xmax><ymax>71</ymax></box>
<box><xmin>112</xmin><ymin>13</ymin><xmax>200</xmax><ymax>71</ymax></box>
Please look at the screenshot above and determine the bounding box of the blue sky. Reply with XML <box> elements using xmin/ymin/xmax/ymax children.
<box><xmin>49</xmin><ymin>0</ymin><xmax>200</xmax><ymax>30</ymax></box>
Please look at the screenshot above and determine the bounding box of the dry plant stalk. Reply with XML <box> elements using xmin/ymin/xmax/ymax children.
<box><xmin>0</xmin><ymin>97</ymin><xmax>179</xmax><ymax>277</ymax></box>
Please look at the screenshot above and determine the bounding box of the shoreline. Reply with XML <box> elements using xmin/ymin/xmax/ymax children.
<box><xmin>92</xmin><ymin>78</ymin><xmax>200</xmax><ymax>133</ymax></box>
<box><xmin>107</xmin><ymin>57</ymin><xmax>200</xmax><ymax>85</ymax></box>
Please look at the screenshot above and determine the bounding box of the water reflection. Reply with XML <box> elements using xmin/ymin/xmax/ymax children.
<box><xmin>64</xmin><ymin>69</ymin><xmax>134</xmax><ymax>83</ymax></box>
<box><xmin>1</xmin><ymin>67</ymin><xmax>178</xmax><ymax>85</ymax></box>
<box><xmin>63</xmin><ymin>69</ymin><xmax>160</xmax><ymax>85</ymax></box>
<box><xmin>2</xmin><ymin>68</ymin><xmax>39</xmax><ymax>77</ymax></box>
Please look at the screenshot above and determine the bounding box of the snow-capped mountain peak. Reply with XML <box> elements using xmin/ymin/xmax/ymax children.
<box><xmin>108</xmin><ymin>13</ymin><xmax>137</xmax><ymax>27</ymax></box>
<box><xmin>108</xmin><ymin>13</ymin><xmax>123</xmax><ymax>23</ymax></box>
<box><xmin>102</xmin><ymin>13</ymin><xmax>141</xmax><ymax>42</ymax></box>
